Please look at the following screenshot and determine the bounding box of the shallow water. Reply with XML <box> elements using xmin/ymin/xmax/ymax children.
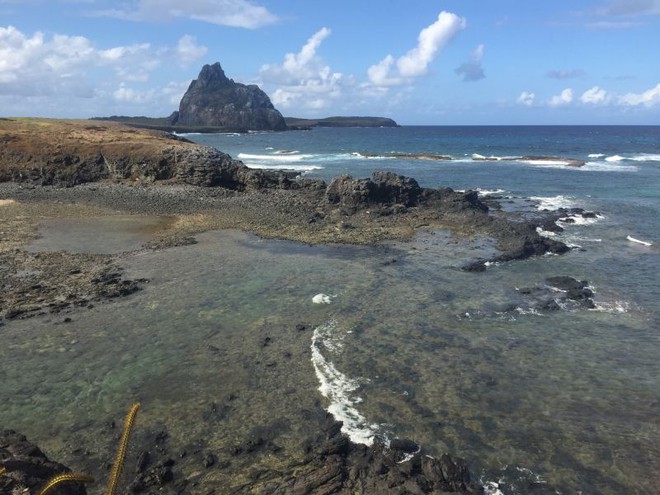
<box><xmin>2</xmin><ymin>221</ymin><xmax>658</xmax><ymax>494</ymax></box>
<box><xmin>27</xmin><ymin>215</ymin><xmax>175</xmax><ymax>254</ymax></box>
<box><xmin>3</xmin><ymin>125</ymin><xmax>660</xmax><ymax>494</ymax></box>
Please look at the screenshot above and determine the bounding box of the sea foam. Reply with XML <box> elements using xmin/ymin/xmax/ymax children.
<box><xmin>530</xmin><ymin>195</ymin><xmax>577</xmax><ymax>211</ymax></box>
<box><xmin>311</xmin><ymin>320</ymin><xmax>380</xmax><ymax>446</ymax></box>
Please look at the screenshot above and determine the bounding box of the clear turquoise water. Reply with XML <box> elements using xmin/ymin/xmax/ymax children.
<box><xmin>2</xmin><ymin>126</ymin><xmax>659</xmax><ymax>494</ymax></box>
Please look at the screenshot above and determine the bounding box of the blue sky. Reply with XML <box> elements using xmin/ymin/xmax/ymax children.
<box><xmin>1</xmin><ymin>0</ymin><xmax>659</xmax><ymax>124</ymax></box>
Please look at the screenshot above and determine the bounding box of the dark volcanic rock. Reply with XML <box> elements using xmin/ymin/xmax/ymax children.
<box><xmin>326</xmin><ymin>171</ymin><xmax>422</xmax><ymax>209</ymax></box>
<box><xmin>241</xmin><ymin>417</ymin><xmax>483</xmax><ymax>494</ymax></box>
<box><xmin>0</xmin><ymin>430</ymin><xmax>87</xmax><ymax>495</ymax></box>
<box><xmin>175</xmin><ymin>62</ymin><xmax>287</xmax><ymax>131</ymax></box>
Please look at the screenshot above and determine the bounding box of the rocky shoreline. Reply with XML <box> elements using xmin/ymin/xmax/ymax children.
<box><xmin>0</xmin><ymin>119</ymin><xmax>595</xmax><ymax>494</ymax></box>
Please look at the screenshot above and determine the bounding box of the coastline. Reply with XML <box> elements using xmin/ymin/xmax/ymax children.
<box><xmin>0</xmin><ymin>182</ymin><xmax>492</xmax><ymax>495</ymax></box>
<box><xmin>0</xmin><ymin>119</ymin><xmax>602</xmax><ymax>494</ymax></box>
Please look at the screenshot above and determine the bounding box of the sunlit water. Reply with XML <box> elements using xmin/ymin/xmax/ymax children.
<box><xmin>2</xmin><ymin>126</ymin><xmax>659</xmax><ymax>494</ymax></box>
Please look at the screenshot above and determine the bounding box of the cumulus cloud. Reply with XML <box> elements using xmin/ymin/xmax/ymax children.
<box><xmin>113</xmin><ymin>82</ymin><xmax>155</xmax><ymax>103</ymax></box>
<box><xmin>546</xmin><ymin>69</ymin><xmax>585</xmax><ymax>80</ymax></box>
<box><xmin>517</xmin><ymin>91</ymin><xmax>535</xmax><ymax>106</ymax></box>
<box><xmin>96</xmin><ymin>0</ymin><xmax>278</xmax><ymax>29</ymax></box>
<box><xmin>516</xmin><ymin>83</ymin><xmax>660</xmax><ymax>109</ymax></box>
<box><xmin>368</xmin><ymin>11</ymin><xmax>466</xmax><ymax>86</ymax></box>
<box><xmin>549</xmin><ymin>88</ymin><xmax>574</xmax><ymax>106</ymax></box>
<box><xmin>455</xmin><ymin>44</ymin><xmax>485</xmax><ymax>82</ymax></box>
<box><xmin>0</xmin><ymin>25</ymin><xmax>208</xmax><ymax>115</ymax></box>
<box><xmin>580</xmin><ymin>86</ymin><xmax>610</xmax><ymax>104</ymax></box>
<box><xmin>174</xmin><ymin>35</ymin><xmax>208</xmax><ymax>66</ymax></box>
<box><xmin>619</xmin><ymin>83</ymin><xmax>660</xmax><ymax>106</ymax></box>
<box><xmin>258</xmin><ymin>28</ymin><xmax>349</xmax><ymax>112</ymax></box>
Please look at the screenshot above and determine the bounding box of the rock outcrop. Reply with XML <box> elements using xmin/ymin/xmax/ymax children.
<box><xmin>0</xmin><ymin>430</ymin><xmax>88</xmax><ymax>495</ymax></box>
<box><xmin>326</xmin><ymin>172</ymin><xmax>423</xmax><ymax>209</ymax></box>
<box><xmin>240</xmin><ymin>417</ymin><xmax>483</xmax><ymax>494</ymax></box>
<box><xmin>0</xmin><ymin>119</ymin><xmax>302</xmax><ymax>188</ymax></box>
<box><xmin>173</xmin><ymin>63</ymin><xmax>287</xmax><ymax>131</ymax></box>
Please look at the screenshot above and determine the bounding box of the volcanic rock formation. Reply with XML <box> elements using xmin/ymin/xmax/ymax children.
<box><xmin>172</xmin><ymin>62</ymin><xmax>287</xmax><ymax>131</ymax></box>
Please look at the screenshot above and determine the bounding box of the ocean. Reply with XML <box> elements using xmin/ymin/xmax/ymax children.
<box><xmin>1</xmin><ymin>126</ymin><xmax>659</xmax><ymax>494</ymax></box>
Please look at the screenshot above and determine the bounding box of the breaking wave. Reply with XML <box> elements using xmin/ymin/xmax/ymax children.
<box><xmin>311</xmin><ymin>320</ymin><xmax>381</xmax><ymax>446</ymax></box>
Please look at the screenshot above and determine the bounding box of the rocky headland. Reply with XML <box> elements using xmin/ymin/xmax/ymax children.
<box><xmin>0</xmin><ymin>117</ymin><xmax>578</xmax><ymax>324</ymax></box>
<box><xmin>172</xmin><ymin>62</ymin><xmax>287</xmax><ymax>131</ymax></box>
<box><xmin>0</xmin><ymin>118</ymin><xmax>591</xmax><ymax>494</ymax></box>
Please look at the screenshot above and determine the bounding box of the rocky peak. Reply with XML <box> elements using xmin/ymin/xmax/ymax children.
<box><xmin>174</xmin><ymin>62</ymin><xmax>287</xmax><ymax>132</ymax></box>
<box><xmin>194</xmin><ymin>62</ymin><xmax>232</xmax><ymax>89</ymax></box>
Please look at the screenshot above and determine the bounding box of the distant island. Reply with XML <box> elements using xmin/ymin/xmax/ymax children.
<box><xmin>284</xmin><ymin>116</ymin><xmax>398</xmax><ymax>130</ymax></box>
<box><xmin>93</xmin><ymin>62</ymin><xmax>397</xmax><ymax>133</ymax></box>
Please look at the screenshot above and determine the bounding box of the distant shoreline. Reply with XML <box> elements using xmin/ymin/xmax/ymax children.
<box><xmin>90</xmin><ymin>115</ymin><xmax>399</xmax><ymax>133</ymax></box>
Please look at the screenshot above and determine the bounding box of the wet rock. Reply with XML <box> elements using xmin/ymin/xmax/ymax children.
<box><xmin>326</xmin><ymin>171</ymin><xmax>422</xmax><ymax>209</ymax></box>
<box><xmin>390</xmin><ymin>438</ymin><xmax>420</xmax><ymax>454</ymax></box>
<box><xmin>136</xmin><ymin>451</ymin><xmax>151</xmax><ymax>473</ymax></box>
<box><xmin>0</xmin><ymin>429</ymin><xmax>88</xmax><ymax>495</ymax></box>
<box><xmin>202</xmin><ymin>452</ymin><xmax>216</xmax><ymax>468</ymax></box>
<box><xmin>462</xmin><ymin>260</ymin><xmax>487</xmax><ymax>272</ymax></box>
<box><xmin>241</xmin><ymin>419</ymin><xmax>483</xmax><ymax>494</ymax></box>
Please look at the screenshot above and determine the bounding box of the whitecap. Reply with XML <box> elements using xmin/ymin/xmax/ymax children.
<box><xmin>245</xmin><ymin>163</ymin><xmax>324</xmax><ymax>172</ymax></box>
<box><xmin>591</xmin><ymin>300</ymin><xmax>631</xmax><ymax>313</ymax></box>
<box><xmin>605</xmin><ymin>154</ymin><xmax>625</xmax><ymax>162</ymax></box>
<box><xmin>237</xmin><ymin>152</ymin><xmax>311</xmax><ymax>163</ymax></box>
<box><xmin>530</xmin><ymin>195</ymin><xmax>577</xmax><ymax>211</ymax></box>
<box><xmin>630</xmin><ymin>153</ymin><xmax>660</xmax><ymax>162</ymax></box>
<box><xmin>311</xmin><ymin>321</ymin><xmax>380</xmax><ymax>445</ymax></box>
<box><xmin>536</xmin><ymin>227</ymin><xmax>558</xmax><ymax>238</ymax></box>
<box><xmin>483</xmin><ymin>481</ymin><xmax>506</xmax><ymax>495</ymax></box>
<box><xmin>312</xmin><ymin>293</ymin><xmax>335</xmax><ymax>304</ymax></box>
<box><xmin>581</xmin><ymin>161</ymin><xmax>639</xmax><ymax>172</ymax></box>
<box><xmin>476</xmin><ymin>188</ymin><xmax>506</xmax><ymax>196</ymax></box>
<box><xmin>521</xmin><ymin>158</ymin><xmax>574</xmax><ymax>167</ymax></box>
<box><xmin>559</xmin><ymin>214</ymin><xmax>603</xmax><ymax>226</ymax></box>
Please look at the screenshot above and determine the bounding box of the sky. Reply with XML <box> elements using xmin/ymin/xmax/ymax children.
<box><xmin>1</xmin><ymin>0</ymin><xmax>659</xmax><ymax>125</ymax></box>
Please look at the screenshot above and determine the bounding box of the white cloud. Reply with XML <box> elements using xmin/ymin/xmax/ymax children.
<box><xmin>546</xmin><ymin>69</ymin><xmax>585</xmax><ymax>80</ymax></box>
<box><xmin>580</xmin><ymin>86</ymin><xmax>609</xmax><ymax>105</ymax></box>
<box><xmin>0</xmin><ymin>24</ymin><xmax>209</xmax><ymax>116</ymax></box>
<box><xmin>619</xmin><ymin>83</ymin><xmax>660</xmax><ymax>106</ymax></box>
<box><xmin>455</xmin><ymin>44</ymin><xmax>485</xmax><ymax>82</ymax></box>
<box><xmin>517</xmin><ymin>91</ymin><xmax>535</xmax><ymax>106</ymax></box>
<box><xmin>96</xmin><ymin>0</ymin><xmax>278</xmax><ymax>29</ymax></box>
<box><xmin>367</xmin><ymin>55</ymin><xmax>403</xmax><ymax>86</ymax></box>
<box><xmin>586</xmin><ymin>20</ymin><xmax>643</xmax><ymax>29</ymax></box>
<box><xmin>597</xmin><ymin>0</ymin><xmax>660</xmax><ymax>16</ymax></box>
<box><xmin>549</xmin><ymin>88</ymin><xmax>573</xmax><ymax>106</ymax></box>
<box><xmin>174</xmin><ymin>35</ymin><xmax>207</xmax><ymax>66</ymax></box>
<box><xmin>113</xmin><ymin>82</ymin><xmax>155</xmax><ymax>103</ymax></box>
<box><xmin>516</xmin><ymin>83</ymin><xmax>660</xmax><ymax>110</ymax></box>
<box><xmin>368</xmin><ymin>11</ymin><xmax>466</xmax><ymax>86</ymax></box>
<box><xmin>259</xmin><ymin>28</ymin><xmax>349</xmax><ymax>112</ymax></box>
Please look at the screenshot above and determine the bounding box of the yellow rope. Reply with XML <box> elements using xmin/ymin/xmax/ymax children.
<box><xmin>37</xmin><ymin>472</ymin><xmax>95</xmax><ymax>495</ymax></box>
<box><xmin>106</xmin><ymin>402</ymin><xmax>140</xmax><ymax>495</ymax></box>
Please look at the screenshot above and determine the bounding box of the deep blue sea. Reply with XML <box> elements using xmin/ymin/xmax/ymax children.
<box><xmin>1</xmin><ymin>126</ymin><xmax>658</xmax><ymax>494</ymax></box>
